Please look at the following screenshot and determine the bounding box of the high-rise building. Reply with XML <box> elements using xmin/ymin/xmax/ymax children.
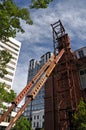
<box><xmin>0</xmin><ymin>37</ymin><xmax>21</xmax><ymax>129</ymax></box>
<box><xmin>0</xmin><ymin>37</ymin><xmax>21</xmax><ymax>89</ymax></box>
<box><xmin>24</xmin><ymin>52</ymin><xmax>51</xmax><ymax>130</ymax></box>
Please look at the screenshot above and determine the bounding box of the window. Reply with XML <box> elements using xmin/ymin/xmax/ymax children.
<box><xmin>37</xmin><ymin>122</ymin><xmax>39</xmax><ymax>127</ymax></box>
<box><xmin>8</xmin><ymin>72</ymin><xmax>14</xmax><ymax>76</ymax></box>
<box><xmin>37</xmin><ymin>115</ymin><xmax>39</xmax><ymax>119</ymax></box>
<box><xmin>3</xmin><ymin>77</ymin><xmax>12</xmax><ymax>82</ymax></box>
<box><xmin>6</xmin><ymin>65</ymin><xmax>15</xmax><ymax>70</ymax></box>
<box><xmin>10</xmin><ymin>61</ymin><xmax>16</xmax><ymax>65</ymax></box>
<box><xmin>80</xmin><ymin>70</ymin><xmax>84</xmax><ymax>75</ymax></box>
<box><xmin>34</xmin><ymin>116</ymin><xmax>36</xmax><ymax>119</ymax></box>
<box><xmin>80</xmin><ymin>69</ymin><xmax>86</xmax><ymax>75</ymax></box>
<box><xmin>42</xmin><ymin>121</ymin><xmax>44</xmax><ymax>127</ymax></box>
<box><xmin>33</xmin><ymin>122</ymin><xmax>35</xmax><ymax>127</ymax></box>
<box><xmin>78</xmin><ymin>50</ymin><xmax>84</xmax><ymax>58</ymax></box>
<box><xmin>43</xmin><ymin>115</ymin><xmax>44</xmax><ymax>119</ymax></box>
<box><xmin>42</xmin><ymin>95</ymin><xmax>44</xmax><ymax>98</ymax></box>
<box><xmin>85</xmin><ymin>69</ymin><xmax>86</xmax><ymax>74</ymax></box>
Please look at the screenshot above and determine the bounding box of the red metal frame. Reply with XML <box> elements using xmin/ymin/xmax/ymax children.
<box><xmin>45</xmin><ymin>20</ymin><xmax>81</xmax><ymax>130</ymax></box>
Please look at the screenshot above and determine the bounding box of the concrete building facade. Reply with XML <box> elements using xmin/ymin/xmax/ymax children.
<box><xmin>75</xmin><ymin>46</ymin><xmax>86</xmax><ymax>90</ymax></box>
<box><xmin>74</xmin><ymin>46</ymin><xmax>86</xmax><ymax>101</ymax></box>
<box><xmin>0</xmin><ymin>37</ymin><xmax>21</xmax><ymax>89</ymax></box>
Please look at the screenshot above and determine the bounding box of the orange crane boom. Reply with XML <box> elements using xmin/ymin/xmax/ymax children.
<box><xmin>0</xmin><ymin>49</ymin><xmax>65</xmax><ymax>130</ymax></box>
<box><xmin>0</xmin><ymin>52</ymin><xmax>53</xmax><ymax>123</ymax></box>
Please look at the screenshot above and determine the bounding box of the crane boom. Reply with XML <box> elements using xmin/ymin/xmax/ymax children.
<box><xmin>0</xmin><ymin>49</ymin><xmax>65</xmax><ymax>130</ymax></box>
<box><xmin>0</xmin><ymin>53</ymin><xmax>54</xmax><ymax>123</ymax></box>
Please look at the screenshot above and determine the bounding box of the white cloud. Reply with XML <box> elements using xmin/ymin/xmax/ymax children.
<box><xmin>16</xmin><ymin>0</ymin><xmax>86</xmax><ymax>43</ymax></box>
<box><xmin>13</xmin><ymin>0</ymin><xmax>86</xmax><ymax>106</ymax></box>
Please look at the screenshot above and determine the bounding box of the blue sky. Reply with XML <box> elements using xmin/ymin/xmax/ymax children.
<box><xmin>12</xmin><ymin>0</ymin><xmax>86</xmax><ymax>105</ymax></box>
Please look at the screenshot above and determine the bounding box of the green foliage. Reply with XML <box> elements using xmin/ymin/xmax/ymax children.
<box><xmin>0</xmin><ymin>0</ymin><xmax>33</xmax><ymax>40</ymax></box>
<box><xmin>30</xmin><ymin>0</ymin><xmax>53</xmax><ymax>9</ymax></box>
<box><xmin>0</xmin><ymin>50</ymin><xmax>12</xmax><ymax>78</ymax></box>
<box><xmin>11</xmin><ymin>117</ymin><xmax>32</xmax><ymax>130</ymax></box>
<box><xmin>0</xmin><ymin>49</ymin><xmax>16</xmax><ymax>110</ymax></box>
<box><xmin>73</xmin><ymin>99</ymin><xmax>86</xmax><ymax>130</ymax></box>
<box><xmin>0</xmin><ymin>0</ymin><xmax>53</xmax><ymax>40</ymax></box>
<box><xmin>0</xmin><ymin>83</ymin><xmax>16</xmax><ymax>110</ymax></box>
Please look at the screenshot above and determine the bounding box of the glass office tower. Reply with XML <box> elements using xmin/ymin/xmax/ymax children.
<box><xmin>24</xmin><ymin>52</ymin><xmax>51</xmax><ymax>130</ymax></box>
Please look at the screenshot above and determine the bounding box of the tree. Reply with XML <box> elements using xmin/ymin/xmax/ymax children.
<box><xmin>0</xmin><ymin>0</ymin><xmax>33</xmax><ymax>40</ymax></box>
<box><xmin>0</xmin><ymin>50</ymin><xmax>12</xmax><ymax>78</ymax></box>
<box><xmin>0</xmin><ymin>0</ymin><xmax>53</xmax><ymax>40</ymax></box>
<box><xmin>30</xmin><ymin>0</ymin><xmax>53</xmax><ymax>9</ymax></box>
<box><xmin>0</xmin><ymin>83</ymin><xmax>16</xmax><ymax>110</ymax></box>
<box><xmin>0</xmin><ymin>50</ymin><xmax>16</xmax><ymax>110</ymax></box>
<box><xmin>73</xmin><ymin>99</ymin><xmax>86</xmax><ymax>130</ymax></box>
<box><xmin>11</xmin><ymin>116</ymin><xmax>32</xmax><ymax>130</ymax></box>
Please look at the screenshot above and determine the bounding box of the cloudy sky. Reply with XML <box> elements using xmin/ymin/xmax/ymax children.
<box><xmin>12</xmin><ymin>0</ymin><xmax>86</xmax><ymax>105</ymax></box>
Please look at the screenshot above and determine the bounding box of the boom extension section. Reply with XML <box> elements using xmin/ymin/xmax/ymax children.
<box><xmin>0</xmin><ymin>49</ymin><xmax>65</xmax><ymax>130</ymax></box>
